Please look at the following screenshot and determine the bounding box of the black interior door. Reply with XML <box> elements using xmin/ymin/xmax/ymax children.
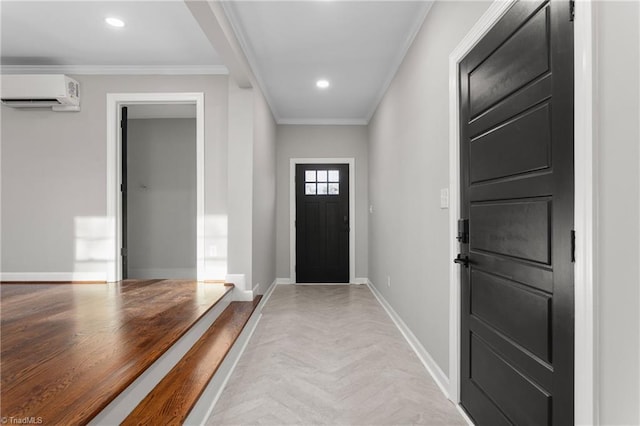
<box><xmin>458</xmin><ymin>1</ymin><xmax>574</xmax><ymax>425</ymax></box>
<box><xmin>121</xmin><ymin>106</ymin><xmax>128</xmax><ymax>279</ymax></box>
<box><xmin>296</xmin><ymin>164</ymin><xmax>349</xmax><ymax>283</ymax></box>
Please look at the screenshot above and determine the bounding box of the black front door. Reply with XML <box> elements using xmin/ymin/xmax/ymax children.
<box><xmin>458</xmin><ymin>1</ymin><xmax>574</xmax><ymax>425</ymax></box>
<box><xmin>296</xmin><ymin>163</ymin><xmax>349</xmax><ymax>283</ymax></box>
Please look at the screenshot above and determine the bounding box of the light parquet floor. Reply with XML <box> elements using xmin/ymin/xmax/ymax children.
<box><xmin>208</xmin><ymin>284</ymin><xmax>466</xmax><ymax>425</ymax></box>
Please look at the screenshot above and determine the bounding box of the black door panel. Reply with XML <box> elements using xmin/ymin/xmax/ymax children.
<box><xmin>459</xmin><ymin>1</ymin><xmax>574</xmax><ymax>424</ymax></box>
<box><xmin>296</xmin><ymin>164</ymin><xmax>349</xmax><ymax>283</ymax></box>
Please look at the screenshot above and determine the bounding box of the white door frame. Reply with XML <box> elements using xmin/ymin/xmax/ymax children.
<box><xmin>289</xmin><ymin>158</ymin><xmax>356</xmax><ymax>284</ymax></box>
<box><xmin>106</xmin><ymin>92</ymin><xmax>205</xmax><ymax>282</ymax></box>
<box><xmin>447</xmin><ymin>2</ymin><xmax>596</xmax><ymax>424</ymax></box>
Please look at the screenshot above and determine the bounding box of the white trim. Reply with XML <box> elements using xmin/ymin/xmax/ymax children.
<box><xmin>90</xmin><ymin>287</ymin><xmax>234</xmax><ymax>425</ymax></box>
<box><xmin>447</xmin><ymin>0</ymin><xmax>514</xmax><ymax>404</ymax></box>
<box><xmin>367</xmin><ymin>279</ymin><xmax>450</xmax><ymax>399</ymax></box>
<box><xmin>0</xmin><ymin>272</ymin><xmax>107</xmax><ymax>282</ymax></box>
<box><xmin>447</xmin><ymin>1</ymin><xmax>597</xmax><ymax>423</ymax></box>
<box><xmin>197</xmin><ymin>278</ymin><xmax>278</xmax><ymax>425</ymax></box>
<box><xmin>289</xmin><ymin>158</ymin><xmax>356</xmax><ymax>284</ymax></box>
<box><xmin>275</xmin><ymin>278</ymin><xmax>292</xmax><ymax>285</ymax></box>
<box><xmin>364</xmin><ymin>1</ymin><xmax>434</xmax><ymax>122</ymax></box>
<box><xmin>106</xmin><ymin>93</ymin><xmax>206</xmax><ymax>283</ymax></box>
<box><xmin>1</xmin><ymin>65</ymin><xmax>228</xmax><ymax>76</ymax></box>
<box><xmin>234</xmin><ymin>290</ymin><xmax>255</xmax><ymax>302</ymax></box>
<box><xmin>225</xmin><ymin>273</ymin><xmax>246</xmax><ymax>291</ymax></box>
<box><xmin>353</xmin><ymin>277</ymin><xmax>369</xmax><ymax>285</ymax></box>
<box><xmin>574</xmin><ymin>2</ymin><xmax>598</xmax><ymax>424</ymax></box>
<box><xmin>277</xmin><ymin>118</ymin><xmax>368</xmax><ymax>126</ymax></box>
<box><xmin>456</xmin><ymin>405</ymin><xmax>475</xmax><ymax>426</ymax></box>
<box><xmin>260</xmin><ymin>278</ymin><xmax>280</xmax><ymax>308</ymax></box>
<box><xmin>220</xmin><ymin>1</ymin><xmax>282</xmax><ymax>120</ymax></box>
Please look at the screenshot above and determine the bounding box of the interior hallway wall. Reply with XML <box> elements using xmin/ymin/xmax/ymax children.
<box><xmin>127</xmin><ymin>118</ymin><xmax>196</xmax><ymax>279</ymax></box>
<box><xmin>0</xmin><ymin>75</ymin><xmax>228</xmax><ymax>280</ymax></box>
<box><xmin>251</xmin><ymin>90</ymin><xmax>277</xmax><ymax>294</ymax></box>
<box><xmin>595</xmin><ymin>1</ymin><xmax>640</xmax><ymax>423</ymax></box>
<box><xmin>275</xmin><ymin>125</ymin><xmax>368</xmax><ymax>281</ymax></box>
<box><xmin>367</xmin><ymin>1</ymin><xmax>491</xmax><ymax>376</ymax></box>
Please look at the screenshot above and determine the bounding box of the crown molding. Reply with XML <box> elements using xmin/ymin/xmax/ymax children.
<box><xmin>277</xmin><ymin>118</ymin><xmax>368</xmax><ymax>126</ymax></box>
<box><xmin>365</xmin><ymin>1</ymin><xmax>434</xmax><ymax>122</ymax></box>
<box><xmin>0</xmin><ymin>65</ymin><xmax>229</xmax><ymax>75</ymax></box>
<box><xmin>220</xmin><ymin>1</ymin><xmax>283</xmax><ymax>121</ymax></box>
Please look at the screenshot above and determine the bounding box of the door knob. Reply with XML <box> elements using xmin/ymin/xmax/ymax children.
<box><xmin>454</xmin><ymin>254</ymin><xmax>470</xmax><ymax>268</ymax></box>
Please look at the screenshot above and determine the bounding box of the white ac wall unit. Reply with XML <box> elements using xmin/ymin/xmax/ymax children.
<box><xmin>1</xmin><ymin>74</ymin><xmax>80</xmax><ymax>111</ymax></box>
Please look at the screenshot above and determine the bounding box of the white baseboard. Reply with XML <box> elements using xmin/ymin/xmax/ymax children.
<box><xmin>260</xmin><ymin>279</ymin><xmax>279</xmax><ymax>307</ymax></box>
<box><xmin>366</xmin><ymin>280</ymin><xmax>451</xmax><ymax>399</ymax></box>
<box><xmin>195</xmin><ymin>278</ymin><xmax>278</xmax><ymax>425</ymax></box>
<box><xmin>353</xmin><ymin>277</ymin><xmax>369</xmax><ymax>285</ymax></box>
<box><xmin>0</xmin><ymin>272</ymin><xmax>107</xmax><ymax>282</ymax></box>
<box><xmin>128</xmin><ymin>268</ymin><xmax>196</xmax><ymax>279</ymax></box>
<box><xmin>456</xmin><ymin>403</ymin><xmax>475</xmax><ymax>426</ymax></box>
<box><xmin>234</xmin><ymin>289</ymin><xmax>254</xmax><ymax>302</ymax></box>
<box><xmin>225</xmin><ymin>274</ymin><xmax>246</xmax><ymax>291</ymax></box>
<box><xmin>275</xmin><ymin>278</ymin><xmax>292</xmax><ymax>284</ymax></box>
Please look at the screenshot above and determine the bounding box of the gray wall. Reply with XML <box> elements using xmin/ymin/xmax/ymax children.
<box><xmin>368</xmin><ymin>1</ymin><xmax>491</xmax><ymax>375</ymax></box>
<box><xmin>1</xmin><ymin>75</ymin><xmax>228</xmax><ymax>280</ymax></box>
<box><xmin>227</xmin><ymin>80</ymin><xmax>254</xmax><ymax>289</ymax></box>
<box><xmin>596</xmin><ymin>2</ymin><xmax>640</xmax><ymax>424</ymax></box>
<box><xmin>252</xmin><ymin>90</ymin><xmax>277</xmax><ymax>294</ymax></box>
<box><xmin>275</xmin><ymin>125</ymin><xmax>368</xmax><ymax>280</ymax></box>
<box><xmin>127</xmin><ymin>118</ymin><xmax>196</xmax><ymax>279</ymax></box>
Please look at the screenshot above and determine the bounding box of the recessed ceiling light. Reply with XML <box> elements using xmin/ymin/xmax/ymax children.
<box><xmin>316</xmin><ymin>79</ymin><xmax>330</xmax><ymax>89</ymax></box>
<box><xmin>105</xmin><ymin>17</ymin><xmax>125</xmax><ymax>28</ymax></box>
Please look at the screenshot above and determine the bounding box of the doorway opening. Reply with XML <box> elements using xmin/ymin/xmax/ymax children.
<box><xmin>106</xmin><ymin>93</ymin><xmax>205</xmax><ymax>282</ymax></box>
<box><xmin>121</xmin><ymin>104</ymin><xmax>197</xmax><ymax>279</ymax></box>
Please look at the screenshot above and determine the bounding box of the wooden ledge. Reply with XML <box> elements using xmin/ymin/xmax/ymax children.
<box><xmin>0</xmin><ymin>280</ymin><xmax>233</xmax><ymax>425</ymax></box>
<box><xmin>122</xmin><ymin>297</ymin><xmax>262</xmax><ymax>426</ymax></box>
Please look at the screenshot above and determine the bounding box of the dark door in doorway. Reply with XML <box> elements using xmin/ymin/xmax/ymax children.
<box><xmin>457</xmin><ymin>1</ymin><xmax>574</xmax><ymax>425</ymax></box>
<box><xmin>121</xmin><ymin>106</ymin><xmax>129</xmax><ymax>279</ymax></box>
<box><xmin>296</xmin><ymin>164</ymin><xmax>349</xmax><ymax>283</ymax></box>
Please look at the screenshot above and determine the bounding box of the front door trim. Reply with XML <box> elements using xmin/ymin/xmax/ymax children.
<box><xmin>289</xmin><ymin>158</ymin><xmax>356</xmax><ymax>284</ymax></box>
<box><xmin>106</xmin><ymin>92</ymin><xmax>205</xmax><ymax>282</ymax></box>
<box><xmin>448</xmin><ymin>1</ymin><xmax>596</xmax><ymax>423</ymax></box>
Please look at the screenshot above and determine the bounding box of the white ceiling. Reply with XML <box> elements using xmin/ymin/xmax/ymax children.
<box><xmin>1</xmin><ymin>1</ymin><xmax>433</xmax><ymax>124</ymax></box>
<box><xmin>223</xmin><ymin>1</ymin><xmax>432</xmax><ymax>124</ymax></box>
<box><xmin>0</xmin><ymin>1</ymin><xmax>223</xmax><ymax>67</ymax></box>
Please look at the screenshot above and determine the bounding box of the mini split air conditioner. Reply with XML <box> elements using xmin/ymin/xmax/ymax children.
<box><xmin>1</xmin><ymin>74</ymin><xmax>80</xmax><ymax>111</ymax></box>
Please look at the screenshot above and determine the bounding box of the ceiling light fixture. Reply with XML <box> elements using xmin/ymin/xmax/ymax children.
<box><xmin>316</xmin><ymin>79</ymin><xmax>330</xmax><ymax>89</ymax></box>
<box><xmin>105</xmin><ymin>17</ymin><xmax>125</xmax><ymax>28</ymax></box>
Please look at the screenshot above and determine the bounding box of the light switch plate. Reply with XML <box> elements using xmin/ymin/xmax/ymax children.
<box><xmin>440</xmin><ymin>188</ymin><xmax>449</xmax><ymax>209</ymax></box>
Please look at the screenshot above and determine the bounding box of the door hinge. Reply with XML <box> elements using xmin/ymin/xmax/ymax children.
<box><xmin>120</xmin><ymin>119</ymin><xmax>123</xmax><ymax>129</ymax></box>
<box><xmin>570</xmin><ymin>230</ymin><xmax>576</xmax><ymax>263</ymax></box>
<box><xmin>569</xmin><ymin>0</ymin><xmax>575</xmax><ymax>22</ymax></box>
<box><xmin>120</xmin><ymin>183</ymin><xmax>125</xmax><ymax>192</ymax></box>
<box><xmin>121</xmin><ymin>247</ymin><xmax>127</xmax><ymax>257</ymax></box>
<box><xmin>457</xmin><ymin>219</ymin><xmax>469</xmax><ymax>244</ymax></box>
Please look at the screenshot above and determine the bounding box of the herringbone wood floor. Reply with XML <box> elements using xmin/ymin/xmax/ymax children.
<box><xmin>208</xmin><ymin>285</ymin><xmax>465</xmax><ymax>425</ymax></box>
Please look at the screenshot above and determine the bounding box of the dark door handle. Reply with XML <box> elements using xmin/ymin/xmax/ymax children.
<box><xmin>454</xmin><ymin>254</ymin><xmax>470</xmax><ymax>268</ymax></box>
